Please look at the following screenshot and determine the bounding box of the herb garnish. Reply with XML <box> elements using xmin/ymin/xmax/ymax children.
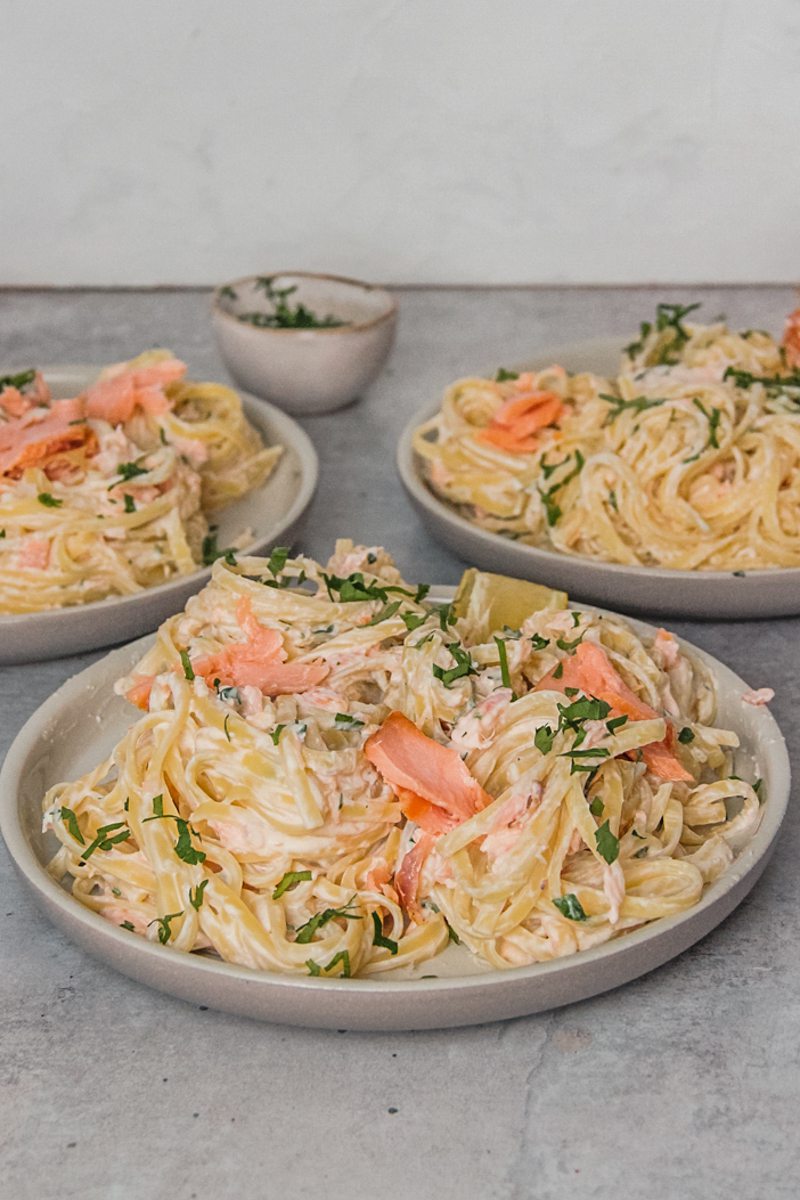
<box><xmin>677</xmin><ymin>726</ymin><xmax>695</xmax><ymax>744</ymax></box>
<box><xmin>60</xmin><ymin>806</ymin><xmax>86</xmax><ymax>845</ymax></box>
<box><xmin>323</xmin><ymin>950</ymin><xmax>351</xmax><ymax>977</ymax></box>
<box><xmin>368</xmin><ymin>600</ymin><xmax>402</xmax><ymax>625</ymax></box>
<box><xmin>594</xmin><ymin>820</ymin><xmax>620</xmax><ymax>864</ymax></box>
<box><xmin>174</xmin><ymin>818</ymin><xmax>206</xmax><ymax>865</ymax></box>
<box><xmin>589</xmin><ymin>796</ymin><xmax>604</xmax><ymax>817</ymax></box>
<box><xmin>270</xmin><ymin>724</ymin><xmax>286</xmax><ymax>745</ymax></box>
<box><xmin>537</xmin><ymin>450</ymin><xmax>585</xmax><ymax>525</ymax></box>
<box><xmin>201</xmin><ymin>527</ymin><xmax>238</xmax><ymax>566</ymax></box>
<box><xmin>189</xmin><ymin>880</ymin><xmax>208</xmax><ymax>910</ymax></box>
<box><xmin>179</xmin><ymin>650</ymin><xmax>195</xmax><ymax>681</ymax></box>
<box><xmin>624</xmin><ymin>302</ymin><xmax>701</xmax><ymax>363</ymax></box>
<box><xmin>0</xmin><ymin>368</ymin><xmax>36</xmax><ymax>393</ymax></box>
<box><xmin>494</xmin><ymin>635</ymin><xmax>514</xmax><ymax>696</ymax></box>
<box><xmin>432</xmin><ymin>643</ymin><xmax>477</xmax><ymax>688</ymax></box>
<box><xmin>294</xmin><ymin>899</ymin><xmax>361</xmax><ymax>944</ymax></box>
<box><xmin>241</xmin><ymin>278</ymin><xmax>347</xmax><ymax>329</ymax></box>
<box><xmin>535</xmin><ymin>724</ymin><xmax>555</xmax><ymax>754</ymax></box>
<box><xmin>372</xmin><ymin>911</ymin><xmax>398</xmax><ymax>954</ymax></box>
<box><xmin>322</xmin><ymin>571</ymin><xmax>428</xmax><ymax>606</ymax></box>
<box><xmin>151</xmin><ymin>911</ymin><xmax>184</xmax><ymax>945</ymax></box>
<box><xmin>123</xmin><ymin>494</ymin><xmax>136</xmax><ymax>513</ymax></box>
<box><xmin>334</xmin><ymin>712</ymin><xmax>365</xmax><ymax>730</ymax></box>
<box><xmin>599</xmin><ymin>393</ymin><xmax>667</xmax><ymax>423</ymax></box>
<box><xmin>553</xmin><ymin>893</ymin><xmax>588</xmax><ymax>921</ymax></box>
<box><xmin>273</xmin><ymin>870</ymin><xmax>313</xmax><ymax>899</ymax></box>
<box><xmin>81</xmin><ymin>821</ymin><xmax>131</xmax><ymax>860</ymax></box>
<box><xmin>495</xmin><ymin>367</ymin><xmax>519</xmax><ymax>382</ymax></box>
<box><xmin>120</xmin><ymin>920</ymin><xmax>135</xmax><ymax>931</ymax></box>
<box><xmin>111</xmin><ymin>461</ymin><xmax>148</xmax><ymax>487</ymax></box>
<box><xmin>37</xmin><ymin>492</ymin><xmax>62</xmax><ymax>508</ymax></box>
<box><xmin>400</xmin><ymin>612</ymin><xmax>426</xmax><ymax>632</ymax></box>
<box><xmin>723</xmin><ymin>366</ymin><xmax>800</xmax><ymax>392</ymax></box>
<box><xmin>530</xmin><ymin>633</ymin><xmax>550</xmax><ymax>652</ymax></box>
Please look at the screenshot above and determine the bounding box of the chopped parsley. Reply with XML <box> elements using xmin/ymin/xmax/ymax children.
<box><xmin>446</xmin><ymin>920</ymin><xmax>461</xmax><ymax>945</ymax></box>
<box><xmin>372</xmin><ymin>911</ymin><xmax>398</xmax><ymax>954</ymax></box>
<box><xmin>266</xmin><ymin>545</ymin><xmax>290</xmax><ymax>577</ymax></box>
<box><xmin>189</xmin><ymin>880</ymin><xmax>209</xmax><ymax>910</ymax></box>
<box><xmin>37</xmin><ymin>492</ymin><xmax>62</xmax><ymax>508</ymax></box>
<box><xmin>174</xmin><ymin>818</ymin><xmax>206</xmax><ymax>865</ymax></box>
<box><xmin>678</xmin><ymin>726</ymin><xmax>695</xmax><ymax>744</ymax></box>
<box><xmin>0</xmin><ymin>368</ymin><xmax>36</xmax><ymax>393</ymax></box>
<box><xmin>494</xmin><ymin>635</ymin><xmax>514</xmax><ymax>695</ymax></box>
<box><xmin>272</xmin><ymin>870</ymin><xmax>313</xmax><ymax>899</ymax></box>
<box><xmin>561</xmin><ymin>747</ymin><xmax>610</xmax><ymax>774</ymax></box>
<box><xmin>120</xmin><ymin>920</ymin><xmax>135</xmax><ymax>932</ymax></box>
<box><xmin>608</xmin><ymin>489</ymin><xmax>618</xmax><ymax>511</ymax></box>
<box><xmin>270</xmin><ymin>724</ymin><xmax>286</xmax><ymax>745</ymax></box>
<box><xmin>594</xmin><ymin>820</ymin><xmax>620</xmax><ymax>864</ymax></box>
<box><xmin>323</xmin><ymin>950</ymin><xmax>352</xmax><ymax>977</ymax></box>
<box><xmin>179</xmin><ymin>649</ymin><xmax>195</xmax><ymax>681</ymax></box>
<box><xmin>240</xmin><ymin>278</ymin><xmax>347</xmax><ymax>329</ymax></box>
<box><xmin>400</xmin><ymin>612</ymin><xmax>426</xmax><ymax>632</ymax></box>
<box><xmin>123</xmin><ymin>494</ymin><xmax>136</xmax><ymax>513</ymax></box>
<box><xmin>589</xmin><ymin>796</ymin><xmax>604</xmax><ymax>817</ymax></box>
<box><xmin>537</xmin><ymin>450</ymin><xmax>585</xmax><ymax>524</ymax></box>
<box><xmin>111</xmin><ymin>461</ymin><xmax>148</xmax><ymax>486</ymax></box>
<box><xmin>306</xmin><ymin>959</ymin><xmax>322</xmax><ymax>976</ymax></box>
<box><xmin>334</xmin><ymin>713</ymin><xmax>365</xmax><ymax>730</ymax></box>
<box><xmin>81</xmin><ymin>821</ymin><xmax>130</xmax><ymax>860</ymax></box>
<box><xmin>691</xmin><ymin>398</ymin><xmax>722</xmax><ymax>451</ymax></box>
<box><xmin>723</xmin><ymin>366</ymin><xmax>800</xmax><ymax>392</ymax></box>
<box><xmin>201</xmin><ymin>527</ymin><xmax>238</xmax><ymax>567</ymax></box>
<box><xmin>322</xmin><ymin>571</ymin><xmax>428</xmax><ymax>606</ymax></box>
<box><xmin>556</xmin><ymin>633</ymin><xmax>583</xmax><ymax>653</ymax></box>
<box><xmin>432</xmin><ymin>643</ymin><xmax>478</xmax><ymax>688</ymax></box>
<box><xmin>60</xmin><ymin>806</ymin><xmax>85</xmax><ymax>845</ymax></box>
<box><xmin>495</xmin><ymin>367</ymin><xmax>519</xmax><ymax>382</ymax></box>
<box><xmin>368</xmin><ymin>600</ymin><xmax>401</xmax><ymax>625</ymax></box>
<box><xmin>624</xmin><ymin>302</ymin><xmax>701</xmax><ymax>364</ymax></box>
<box><xmin>294</xmin><ymin>900</ymin><xmax>361</xmax><ymax>944</ymax></box>
<box><xmin>530</xmin><ymin>633</ymin><xmax>550</xmax><ymax>652</ymax></box>
<box><xmin>605</xmin><ymin>715</ymin><xmax>629</xmax><ymax>735</ymax></box>
<box><xmin>534</xmin><ymin>724</ymin><xmax>555</xmax><ymax>754</ymax></box>
<box><xmin>151</xmin><ymin>911</ymin><xmax>184</xmax><ymax>945</ymax></box>
<box><xmin>553</xmin><ymin>893</ymin><xmax>588</xmax><ymax>921</ymax></box>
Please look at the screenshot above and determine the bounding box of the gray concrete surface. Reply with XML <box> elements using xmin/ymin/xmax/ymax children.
<box><xmin>1</xmin><ymin>286</ymin><xmax>798</xmax><ymax>1200</ymax></box>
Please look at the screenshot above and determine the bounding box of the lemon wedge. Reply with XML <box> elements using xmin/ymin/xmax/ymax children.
<box><xmin>453</xmin><ymin>568</ymin><xmax>567</xmax><ymax>639</ymax></box>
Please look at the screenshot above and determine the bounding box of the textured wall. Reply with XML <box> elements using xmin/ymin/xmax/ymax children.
<box><xmin>3</xmin><ymin>0</ymin><xmax>799</xmax><ymax>285</ymax></box>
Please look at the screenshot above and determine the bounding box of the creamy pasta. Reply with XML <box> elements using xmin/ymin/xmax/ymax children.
<box><xmin>0</xmin><ymin>351</ymin><xmax>281</xmax><ymax>612</ymax></box>
<box><xmin>42</xmin><ymin>542</ymin><xmax>763</xmax><ymax>977</ymax></box>
<box><xmin>414</xmin><ymin>303</ymin><xmax>800</xmax><ymax>571</ymax></box>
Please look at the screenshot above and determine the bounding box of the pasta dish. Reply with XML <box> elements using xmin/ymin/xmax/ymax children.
<box><xmin>413</xmin><ymin>303</ymin><xmax>800</xmax><ymax>571</ymax></box>
<box><xmin>42</xmin><ymin>543</ymin><xmax>764</xmax><ymax>977</ymax></box>
<box><xmin>0</xmin><ymin>352</ymin><xmax>281</xmax><ymax>613</ymax></box>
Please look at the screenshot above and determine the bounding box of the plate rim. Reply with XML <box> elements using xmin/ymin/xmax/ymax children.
<box><xmin>0</xmin><ymin>591</ymin><xmax>790</xmax><ymax>1003</ymax></box>
<box><xmin>0</xmin><ymin>363</ymin><xmax>319</xmax><ymax>629</ymax></box>
<box><xmin>397</xmin><ymin>336</ymin><xmax>800</xmax><ymax>587</ymax></box>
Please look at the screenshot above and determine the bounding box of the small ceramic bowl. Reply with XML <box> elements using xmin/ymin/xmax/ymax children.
<box><xmin>212</xmin><ymin>272</ymin><xmax>397</xmax><ymax>414</ymax></box>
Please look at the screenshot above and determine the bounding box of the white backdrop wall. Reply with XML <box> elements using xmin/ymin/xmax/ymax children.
<box><xmin>3</xmin><ymin>0</ymin><xmax>799</xmax><ymax>286</ymax></box>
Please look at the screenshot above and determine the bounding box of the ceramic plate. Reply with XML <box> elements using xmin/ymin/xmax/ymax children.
<box><xmin>0</xmin><ymin>590</ymin><xmax>789</xmax><ymax>1030</ymax></box>
<box><xmin>0</xmin><ymin>366</ymin><xmax>318</xmax><ymax>663</ymax></box>
<box><xmin>398</xmin><ymin>337</ymin><xmax>800</xmax><ymax>619</ymax></box>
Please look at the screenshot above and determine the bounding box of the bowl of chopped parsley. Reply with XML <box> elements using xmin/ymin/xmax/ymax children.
<box><xmin>212</xmin><ymin>272</ymin><xmax>397</xmax><ymax>414</ymax></box>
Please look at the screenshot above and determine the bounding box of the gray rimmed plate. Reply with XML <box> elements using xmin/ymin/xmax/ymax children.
<box><xmin>398</xmin><ymin>337</ymin><xmax>800</xmax><ymax>619</ymax></box>
<box><xmin>0</xmin><ymin>366</ymin><xmax>318</xmax><ymax>663</ymax></box>
<box><xmin>0</xmin><ymin>590</ymin><xmax>789</xmax><ymax>1030</ymax></box>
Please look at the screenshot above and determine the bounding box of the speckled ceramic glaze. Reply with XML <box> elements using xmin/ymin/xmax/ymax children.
<box><xmin>0</xmin><ymin>367</ymin><xmax>318</xmax><ymax>665</ymax></box>
<box><xmin>0</xmin><ymin>596</ymin><xmax>788</xmax><ymax>1030</ymax></box>
<box><xmin>212</xmin><ymin>272</ymin><xmax>397</xmax><ymax>414</ymax></box>
<box><xmin>398</xmin><ymin>337</ymin><xmax>800</xmax><ymax>619</ymax></box>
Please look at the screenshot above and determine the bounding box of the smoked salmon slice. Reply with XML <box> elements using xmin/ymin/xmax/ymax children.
<box><xmin>84</xmin><ymin>357</ymin><xmax>186</xmax><ymax>424</ymax></box>
<box><xmin>535</xmin><ymin>640</ymin><xmax>692</xmax><ymax>782</ymax></box>
<box><xmin>0</xmin><ymin>404</ymin><xmax>96</xmax><ymax>478</ymax></box>
<box><xmin>192</xmin><ymin>598</ymin><xmax>329</xmax><ymax>695</ymax></box>
<box><xmin>478</xmin><ymin>390</ymin><xmax>564</xmax><ymax>454</ymax></box>
<box><xmin>364</xmin><ymin>710</ymin><xmax>490</xmax><ymax>822</ymax></box>
<box><xmin>394</xmin><ymin>831</ymin><xmax>436</xmax><ymax>921</ymax></box>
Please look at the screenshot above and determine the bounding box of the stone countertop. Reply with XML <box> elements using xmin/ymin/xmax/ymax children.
<box><xmin>1</xmin><ymin>286</ymin><xmax>797</xmax><ymax>1200</ymax></box>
